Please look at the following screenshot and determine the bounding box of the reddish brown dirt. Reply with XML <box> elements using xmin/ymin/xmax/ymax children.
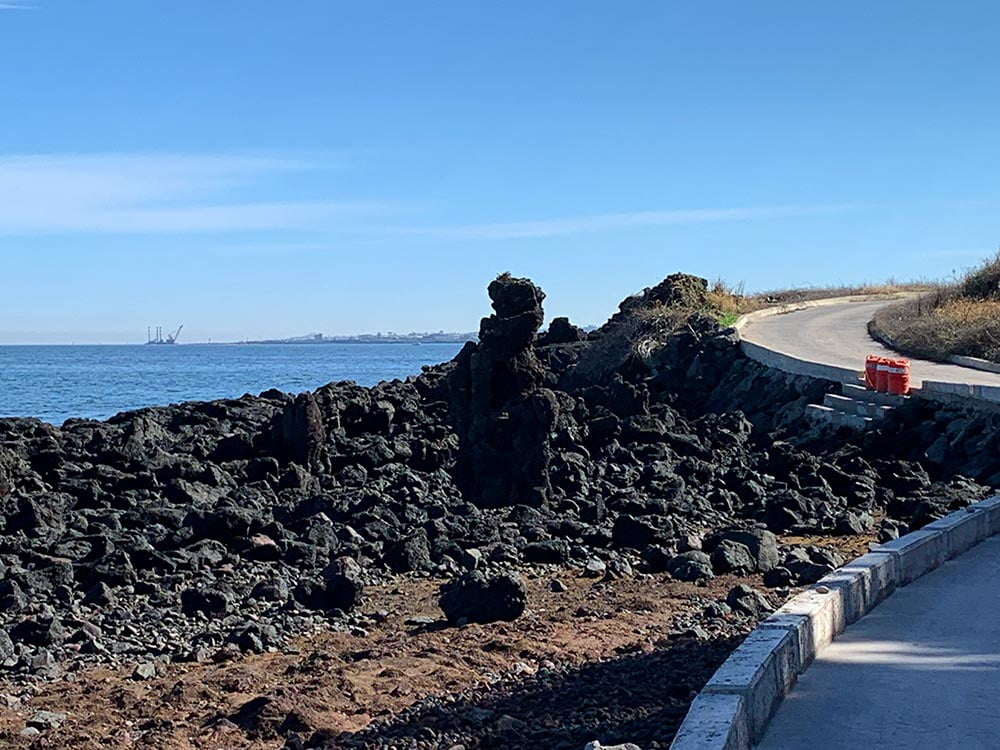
<box><xmin>1</xmin><ymin>535</ymin><xmax>872</xmax><ymax>750</ymax></box>
<box><xmin>0</xmin><ymin>571</ymin><xmax>758</xmax><ymax>750</ymax></box>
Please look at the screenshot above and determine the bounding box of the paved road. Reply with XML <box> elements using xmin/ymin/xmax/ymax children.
<box><xmin>739</xmin><ymin>299</ymin><xmax>1000</xmax><ymax>388</ymax></box>
<box><xmin>758</xmin><ymin>536</ymin><xmax>1000</xmax><ymax>749</ymax></box>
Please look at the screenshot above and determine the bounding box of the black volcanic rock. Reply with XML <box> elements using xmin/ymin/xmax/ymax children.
<box><xmin>0</xmin><ymin>270</ymin><xmax>992</xmax><ymax>685</ymax></box>
<box><xmin>438</xmin><ymin>570</ymin><xmax>527</xmax><ymax>625</ymax></box>
<box><xmin>272</xmin><ymin>392</ymin><xmax>327</xmax><ymax>471</ymax></box>
<box><xmin>448</xmin><ymin>273</ymin><xmax>557</xmax><ymax>508</ymax></box>
<box><xmin>538</xmin><ymin>317</ymin><xmax>586</xmax><ymax>346</ymax></box>
<box><xmin>294</xmin><ymin>557</ymin><xmax>365</xmax><ymax>614</ymax></box>
<box><xmin>181</xmin><ymin>588</ymin><xmax>232</xmax><ymax>618</ymax></box>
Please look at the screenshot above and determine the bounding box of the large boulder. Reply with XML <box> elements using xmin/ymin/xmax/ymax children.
<box><xmin>704</xmin><ymin>528</ymin><xmax>780</xmax><ymax>573</ymax></box>
<box><xmin>710</xmin><ymin>539</ymin><xmax>756</xmax><ymax>575</ymax></box>
<box><xmin>293</xmin><ymin>556</ymin><xmax>365</xmax><ymax>613</ymax></box>
<box><xmin>666</xmin><ymin>551</ymin><xmax>714</xmax><ymax>581</ymax></box>
<box><xmin>271</xmin><ymin>392</ymin><xmax>327</xmax><ymax>472</ymax></box>
<box><xmin>726</xmin><ymin>584</ymin><xmax>772</xmax><ymax>618</ymax></box>
<box><xmin>448</xmin><ymin>274</ymin><xmax>557</xmax><ymax>507</ymax></box>
<box><xmin>538</xmin><ymin>317</ymin><xmax>586</xmax><ymax>346</ymax></box>
<box><xmin>438</xmin><ymin>570</ymin><xmax>527</xmax><ymax>625</ymax></box>
<box><xmin>180</xmin><ymin>588</ymin><xmax>232</xmax><ymax>618</ymax></box>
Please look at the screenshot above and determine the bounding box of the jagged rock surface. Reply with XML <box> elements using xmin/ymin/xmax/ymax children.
<box><xmin>0</xmin><ymin>273</ymin><xmax>993</xmax><ymax>682</ymax></box>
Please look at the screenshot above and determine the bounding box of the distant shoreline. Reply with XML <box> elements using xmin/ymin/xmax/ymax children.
<box><xmin>231</xmin><ymin>334</ymin><xmax>476</xmax><ymax>345</ymax></box>
<box><xmin>0</xmin><ymin>337</ymin><xmax>475</xmax><ymax>347</ymax></box>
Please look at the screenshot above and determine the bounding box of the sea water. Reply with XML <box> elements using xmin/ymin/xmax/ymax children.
<box><xmin>0</xmin><ymin>343</ymin><xmax>464</xmax><ymax>424</ymax></box>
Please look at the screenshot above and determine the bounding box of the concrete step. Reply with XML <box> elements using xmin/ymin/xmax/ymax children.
<box><xmin>805</xmin><ymin>403</ymin><xmax>873</xmax><ymax>431</ymax></box>
<box><xmin>841</xmin><ymin>383</ymin><xmax>908</xmax><ymax>407</ymax></box>
<box><xmin>822</xmin><ymin>393</ymin><xmax>894</xmax><ymax>420</ymax></box>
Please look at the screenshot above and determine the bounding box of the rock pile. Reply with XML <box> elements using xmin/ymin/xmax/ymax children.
<box><xmin>0</xmin><ymin>273</ymin><xmax>992</xmax><ymax>685</ymax></box>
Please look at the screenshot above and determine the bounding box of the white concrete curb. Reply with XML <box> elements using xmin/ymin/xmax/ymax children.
<box><xmin>948</xmin><ymin>354</ymin><xmax>1000</xmax><ymax>375</ymax></box>
<box><xmin>920</xmin><ymin>380</ymin><xmax>1000</xmax><ymax>406</ymax></box>
<box><xmin>669</xmin><ymin>493</ymin><xmax>1000</xmax><ymax>750</ymax></box>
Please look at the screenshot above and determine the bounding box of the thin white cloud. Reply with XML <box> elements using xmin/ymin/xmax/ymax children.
<box><xmin>379</xmin><ymin>204</ymin><xmax>854</xmax><ymax>241</ymax></box>
<box><xmin>0</xmin><ymin>152</ymin><xmax>382</xmax><ymax>234</ymax></box>
<box><xmin>0</xmin><ymin>152</ymin><xmax>858</xmax><ymax>239</ymax></box>
<box><xmin>0</xmin><ymin>2</ymin><xmax>34</xmax><ymax>8</ymax></box>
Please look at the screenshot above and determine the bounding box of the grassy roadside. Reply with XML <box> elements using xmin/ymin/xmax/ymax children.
<box><xmin>871</xmin><ymin>252</ymin><xmax>1000</xmax><ymax>364</ymax></box>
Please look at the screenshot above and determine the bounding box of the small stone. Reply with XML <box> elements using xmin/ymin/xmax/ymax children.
<box><xmin>583</xmin><ymin>559</ymin><xmax>607</xmax><ymax>578</ymax></box>
<box><xmin>676</xmin><ymin>533</ymin><xmax>703</xmax><ymax>552</ymax></box>
<box><xmin>703</xmin><ymin>601</ymin><xmax>731</xmax><ymax>619</ymax></box>
<box><xmin>28</xmin><ymin>710</ymin><xmax>66</xmax><ymax>730</ymax></box>
<box><xmin>132</xmin><ymin>662</ymin><xmax>157</xmax><ymax>681</ymax></box>
<box><xmin>726</xmin><ymin>584</ymin><xmax>773</xmax><ymax>618</ymax></box>
<box><xmin>494</xmin><ymin>714</ymin><xmax>527</xmax><ymax>732</ymax></box>
<box><xmin>82</xmin><ymin>582</ymin><xmax>116</xmax><ymax>608</ymax></box>
<box><xmin>666</xmin><ymin>551</ymin><xmax>714</xmax><ymax>582</ymax></box>
<box><xmin>404</xmin><ymin>616</ymin><xmax>435</xmax><ymax>626</ymax></box>
<box><xmin>549</xmin><ymin>579</ymin><xmax>568</xmax><ymax>592</ymax></box>
<box><xmin>461</xmin><ymin>548</ymin><xmax>483</xmax><ymax>571</ymax></box>
<box><xmin>603</xmin><ymin>558</ymin><xmax>633</xmax><ymax>580</ymax></box>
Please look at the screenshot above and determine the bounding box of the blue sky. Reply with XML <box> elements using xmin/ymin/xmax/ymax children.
<box><xmin>1</xmin><ymin>1</ymin><xmax>998</xmax><ymax>343</ymax></box>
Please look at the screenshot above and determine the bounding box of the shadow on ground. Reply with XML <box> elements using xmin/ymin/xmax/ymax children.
<box><xmin>300</xmin><ymin>634</ymin><xmax>743</xmax><ymax>750</ymax></box>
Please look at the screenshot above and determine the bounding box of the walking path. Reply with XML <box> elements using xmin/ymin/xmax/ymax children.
<box><xmin>739</xmin><ymin>299</ymin><xmax>1000</xmax><ymax>388</ymax></box>
<box><xmin>758</xmin><ymin>536</ymin><xmax>1000</xmax><ymax>749</ymax></box>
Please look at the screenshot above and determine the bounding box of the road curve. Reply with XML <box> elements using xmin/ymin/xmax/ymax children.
<box><xmin>739</xmin><ymin>299</ymin><xmax>1000</xmax><ymax>388</ymax></box>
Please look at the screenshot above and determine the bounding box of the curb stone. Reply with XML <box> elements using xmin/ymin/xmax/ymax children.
<box><xmin>669</xmin><ymin>494</ymin><xmax>1000</xmax><ymax>750</ymax></box>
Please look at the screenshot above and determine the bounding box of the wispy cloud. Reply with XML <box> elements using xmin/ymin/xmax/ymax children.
<box><xmin>0</xmin><ymin>152</ymin><xmax>858</xmax><ymax>240</ymax></box>
<box><xmin>0</xmin><ymin>152</ymin><xmax>383</xmax><ymax>234</ymax></box>
<box><xmin>379</xmin><ymin>204</ymin><xmax>854</xmax><ymax>241</ymax></box>
<box><xmin>0</xmin><ymin>2</ymin><xmax>34</xmax><ymax>9</ymax></box>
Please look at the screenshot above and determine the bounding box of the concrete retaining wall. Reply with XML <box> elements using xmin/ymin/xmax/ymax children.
<box><xmin>919</xmin><ymin>381</ymin><xmax>1000</xmax><ymax>410</ymax></box>
<box><xmin>739</xmin><ymin>340</ymin><xmax>863</xmax><ymax>385</ymax></box>
<box><xmin>670</xmin><ymin>494</ymin><xmax>1000</xmax><ymax>750</ymax></box>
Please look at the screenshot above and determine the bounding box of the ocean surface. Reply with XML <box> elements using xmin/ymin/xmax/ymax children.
<box><xmin>0</xmin><ymin>343</ymin><xmax>465</xmax><ymax>425</ymax></box>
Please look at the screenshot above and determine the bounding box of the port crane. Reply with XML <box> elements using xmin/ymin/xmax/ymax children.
<box><xmin>146</xmin><ymin>325</ymin><xmax>184</xmax><ymax>345</ymax></box>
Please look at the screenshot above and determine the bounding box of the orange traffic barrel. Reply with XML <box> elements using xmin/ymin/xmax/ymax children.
<box><xmin>875</xmin><ymin>358</ymin><xmax>891</xmax><ymax>393</ymax></box>
<box><xmin>888</xmin><ymin>359</ymin><xmax>911</xmax><ymax>395</ymax></box>
<box><xmin>864</xmin><ymin>355</ymin><xmax>880</xmax><ymax>390</ymax></box>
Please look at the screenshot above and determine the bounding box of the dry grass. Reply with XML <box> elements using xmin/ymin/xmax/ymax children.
<box><xmin>872</xmin><ymin>251</ymin><xmax>1000</xmax><ymax>363</ymax></box>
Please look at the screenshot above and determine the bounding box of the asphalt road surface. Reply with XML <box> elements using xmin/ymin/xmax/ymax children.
<box><xmin>739</xmin><ymin>299</ymin><xmax>1000</xmax><ymax>388</ymax></box>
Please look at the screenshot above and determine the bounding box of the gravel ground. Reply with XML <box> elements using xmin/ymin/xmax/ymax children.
<box><xmin>0</xmin><ymin>560</ymin><xmax>808</xmax><ymax>749</ymax></box>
